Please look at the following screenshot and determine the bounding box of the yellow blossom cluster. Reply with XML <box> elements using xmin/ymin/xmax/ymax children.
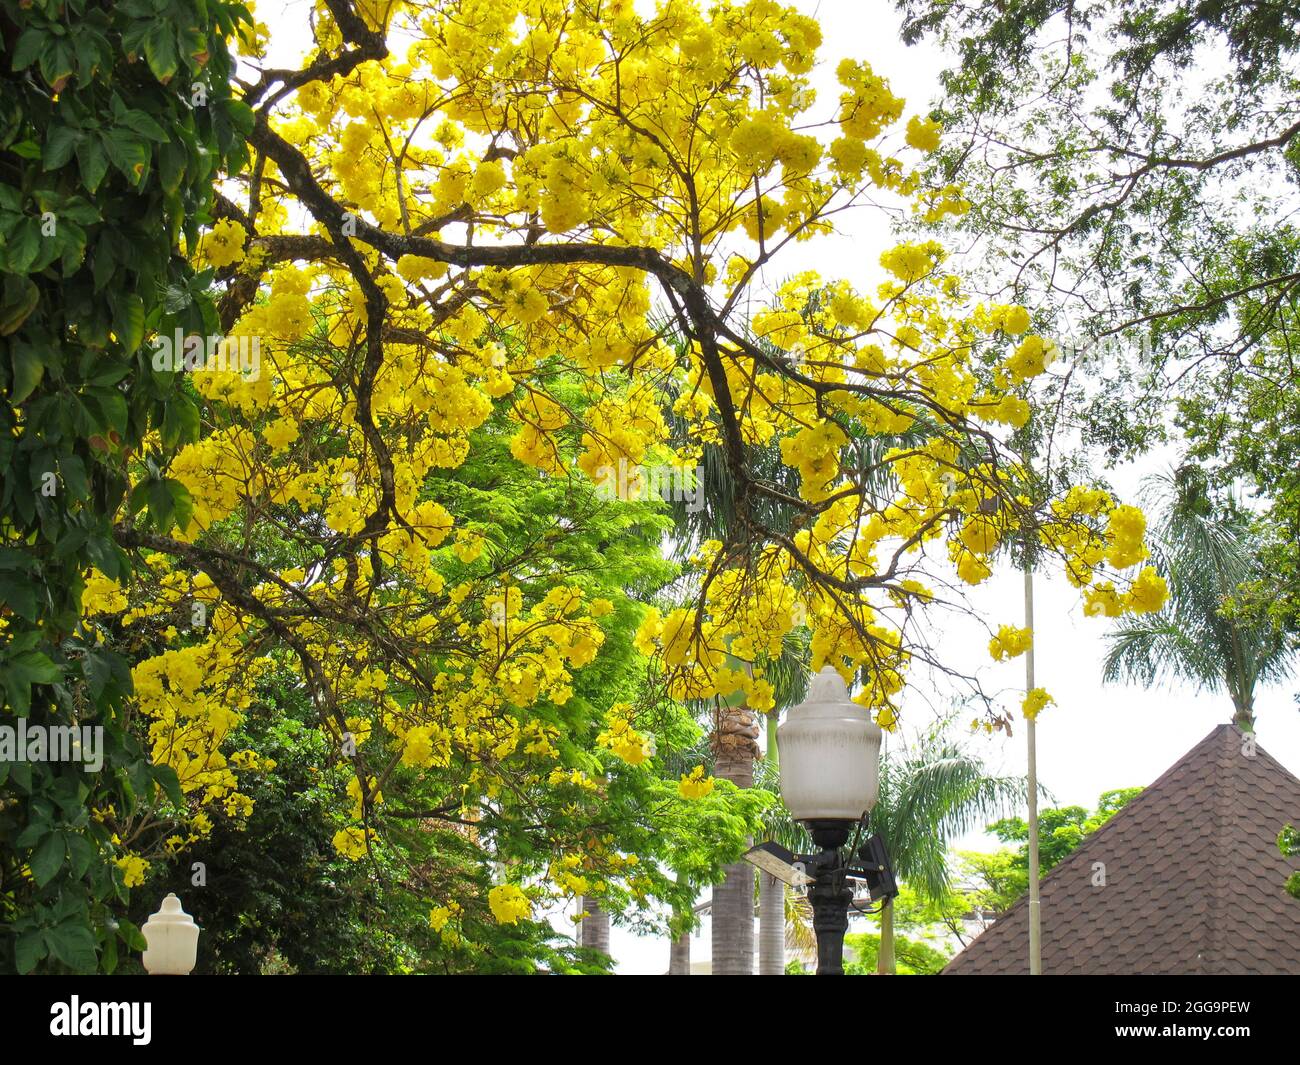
<box><xmin>1022</xmin><ymin>687</ymin><xmax>1055</xmax><ymax>721</ymax></box>
<box><xmin>596</xmin><ymin>703</ymin><xmax>655</xmax><ymax>765</ymax></box>
<box><xmin>487</xmin><ymin>883</ymin><xmax>532</xmax><ymax>925</ymax></box>
<box><xmin>678</xmin><ymin>766</ymin><xmax>716</xmax><ymax>799</ymax></box>
<box><xmin>988</xmin><ymin>625</ymin><xmax>1033</xmax><ymax>661</ymax></box>
<box><xmin>200</xmin><ymin>219</ymin><xmax>247</xmax><ymax>268</ymax></box>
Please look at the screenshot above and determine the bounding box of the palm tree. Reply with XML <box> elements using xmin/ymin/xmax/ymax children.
<box><xmin>1102</xmin><ymin>465</ymin><xmax>1294</xmax><ymax>731</ymax></box>
<box><xmin>665</xmin><ymin>374</ymin><xmax>804</xmax><ymax>976</ymax></box>
<box><xmin>753</xmin><ymin>637</ymin><xmax>812</xmax><ymax>975</ymax></box>
<box><xmin>758</xmin><ymin>718</ymin><xmax>1024</xmax><ymax>974</ymax></box>
<box><xmin>866</xmin><ymin>724</ymin><xmax>1026</xmax><ymax>973</ymax></box>
<box><xmin>578</xmin><ymin>897</ymin><xmax>610</xmax><ymax>959</ymax></box>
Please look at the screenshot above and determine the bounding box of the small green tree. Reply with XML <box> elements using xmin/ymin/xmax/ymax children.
<box><xmin>1280</xmin><ymin>825</ymin><xmax>1300</xmax><ymax>901</ymax></box>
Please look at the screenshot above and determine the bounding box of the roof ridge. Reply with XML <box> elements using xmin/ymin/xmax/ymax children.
<box><xmin>1203</xmin><ymin>725</ymin><xmax>1236</xmax><ymax>970</ymax></box>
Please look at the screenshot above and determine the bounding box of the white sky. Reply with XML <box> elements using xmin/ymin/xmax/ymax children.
<box><xmin>251</xmin><ymin>0</ymin><xmax>1300</xmax><ymax>973</ymax></box>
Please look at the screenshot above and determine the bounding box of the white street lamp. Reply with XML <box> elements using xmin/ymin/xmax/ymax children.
<box><xmin>746</xmin><ymin>665</ymin><xmax>895</xmax><ymax>975</ymax></box>
<box><xmin>141</xmin><ymin>893</ymin><xmax>200</xmax><ymax>975</ymax></box>
<box><xmin>778</xmin><ymin>665</ymin><xmax>882</xmax><ymax>824</ymax></box>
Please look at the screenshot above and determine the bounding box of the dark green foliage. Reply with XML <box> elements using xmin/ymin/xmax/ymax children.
<box><xmin>0</xmin><ymin>0</ymin><xmax>250</xmax><ymax>972</ymax></box>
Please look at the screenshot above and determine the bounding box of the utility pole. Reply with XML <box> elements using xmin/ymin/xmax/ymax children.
<box><xmin>1024</xmin><ymin>565</ymin><xmax>1042</xmax><ymax>975</ymax></box>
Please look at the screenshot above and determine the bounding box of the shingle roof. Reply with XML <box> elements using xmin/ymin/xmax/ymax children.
<box><xmin>944</xmin><ymin>724</ymin><xmax>1300</xmax><ymax>975</ymax></box>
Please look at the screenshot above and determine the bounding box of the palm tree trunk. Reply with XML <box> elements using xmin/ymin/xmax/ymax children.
<box><xmin>1232</xmin><ymin>695</ymin><xmax>1255</xmax><ymax>733</ymax></box>
<box><xmin>758</xmin><ymin>872</ymin><xmax>785</xmax><ymax>974</ymax></box>
<box><xmin>668</xmin><ymin>869</ymin><xmax>692</xmax><ymax>974</ymax></box>
<box><xmin>669</xmin><ymin>930</ymin><xmax>691</xmax><ymax>974</ymax></box>
<box><xmin>711</xmin><ymin>702</ymin><xmax>760</xmax><ymax>974</ymax></box>
<box><xmin>876</xmin><ymin>897</ymin><xmax>896</xmax><ymax>974</ymax></box>
<box><xmin>579</xmin><ymin>896</ymin><xmax>610</xmax><ymax>959</ymax></box>
<box><xmin>758</xmin><ymin>708</ymin><xmax>784</xmax><ymax>974</ymax></box>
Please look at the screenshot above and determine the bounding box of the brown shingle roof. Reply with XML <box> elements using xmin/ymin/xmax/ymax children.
<box><xmin>944</xmin><ymin>724</ymin><xmax>1300</xmax><ymax>975</ymax></box>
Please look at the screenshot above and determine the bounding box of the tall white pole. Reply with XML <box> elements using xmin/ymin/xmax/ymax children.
<box><xmin>1024</xmin><ymin>565</ymin><xmax>1042</xmax><ymax>975</ymax></box>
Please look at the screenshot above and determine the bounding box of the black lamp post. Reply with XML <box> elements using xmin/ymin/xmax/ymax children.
<box><xmin>745</xmin><ymin>667</ymin><xmax>898</xmax><ymax>975</ymax></box>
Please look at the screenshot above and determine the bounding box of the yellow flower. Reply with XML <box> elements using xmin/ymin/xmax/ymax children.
<box><xmin>1083</xmin><ymin>581</ymin><xmax>1124</xmax><ymax>618</ymax></box>
<box><xmin>332</xmin><ymin>827</ymin><xmax>374</xmax><ymax>860</ymax></box>
<box><xmin>488</xmin><ymin>883</ymin><xmax>532</xmax><ymax>925</ymax></box>
<box><xmin>678</xmin><ymin>765</ymin><xmax>715</xmax><ymax>799</ymax></box>
<box><xmin>81</xmin><ymin>570</ymin><xmax>128</xmax><ymax>617</ymax></box>
<box><xmin>452</xmin><ymin>530</ymin><xmax>485</xmax><ymax>563</ymax></box>
<box><xmin>201</xmin><ymin>219</ymin><xmax>247</xmax><ymax>269</ymax></box>
<box><xmin>1004</xmin><ymin>335</ymin><xmax>1057</xmax><ymax>382</ymax></box>
<box><xmin>1021</xmin><ymin>688</ymin><xmax>1055</xmax><ymax>721</ymax></box>
<box><xmin>988</xmin><ymin>625</ymin><xmax>1033</xmax><ymax>661</ymax></box>
<box><xmin>904</xmin><ymin>115</ymin><xmax>942</xmax><ymax>152</ymax></box>
<box><xmin>597</xmin><ymin>702</ymin><xmax>655</xmax><ymax>765</ymax></box>
<box><xmin>261</xmin><ymin>416</ymin><xmax>300</xmax><ymax>453</ymax></box>
<box><xmin>1124</xmin><ymin>566</ymin><xmax>1169</xmax><ymax>614</ymax></box>
<box><xmin>429</xmin><ymin>901</ymin><xmax>461</xmax><ymax>931</ymax></box>
<box><xmin>634</xmin><ymin>607</ymin><xmax>663</xmax><ymax>656</ymax></box>
<box><xmin>114</xmin><ymin>854</ymin><xmax>149</xmax><ymax>888</ymax></box>
<box><xmin>1105</xmin><ymin>505</ymin><xmax>1149</xmax><ymax>569</ymax></box>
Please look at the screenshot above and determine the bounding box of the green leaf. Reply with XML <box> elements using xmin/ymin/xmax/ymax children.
<box><xmin>14</xmin><ymin>930</ymin><xmax>47</xmax><ymax>974</ymax></box>
<box><xmin>119</xmin><ymin>110</ymin><xmax>168</xmax><ymax>141</ymax></box>
<box><xmin>2</xmin><ymin>649</ymin><xmax>63</xmax><ymax>713</ymax></box>
<box><xmin>101</xmin><ymin>128</ymin><xmax>149</xmax><ymax>184</ymax></box>
<box><xmin>117</xmin><ymin>918</ymin><xmax>148</xmax><ymax>952</ymax></box>
<box><xmin>4</xmin><ymin>217</ymin><xmax>41</xmax><ymax>274</ymax></box>
<box><xmin>81</xmin><ymin>647</ymin><xmax>112</xmax><ymax>699</ymax></box>
<box><xmin>0</xmin><ymin>571</ymin><xmax>39</xmax><ymax>621</ymax></box>
<box><xmin>12</xmin><ymin>28</ymin><xmax>47</xmax><ymax>72</ymax></box>
<box><xmin>166</xmin><ymin>478</ymin><xmax>193</xmax><ymax>532</ymax></box>
<box><xmin>43</xmin><ymin>126</ymin><xmax>82</xmax><ymax>171</ymax></box>
<box><xmin>47</xmin><ymin>920</ymin><xmax>98</xmax><ymax>972</ymax></box>
<box><xmin>143</xmin><ymin>22</ymin><xmax>179</xmax><ymax>83</ymax></box>
<box><xmin>113</xmin><ymin>293</ymin><xmax>145</xmax><ymax>355</ymax></box>
<box><xmin>148</xmin><ymin>477</ymin><xmax>174</xmax><ymax>529</ymax></box>
<box><xmin>153</xmin><ymin>763</ymin><xmax>183</xmax><ymax>806</ymax></box>
<box><xmin>158</xmin><ymin>140</ymin><xmax>187</xmax><ymax>194</ymax></box>
<box><xmin>31</xmin><ymin>833</ymin><xmax>66</xmax><ymax>887</ymax></box>
<box><xmin>0</xmin><ymin>277</ymin><xmax>39</xmax><ymax>336</ymax></box>
<box><xmin>60</xmin><ymin>454</ymin><xmax>89</xmax><ymax>501</ymax></box>
<box><xmin>75</xmin><ymin>138</ymin><xmax>110</xmax><ymax>193</ymax></box>
<box><xmin>86</xmin><ymin>387</ymin><xmax>127</xmax><ymax>434</ymax></box>
<box><xmin>161</xmin><ymin>393</ymin><xmax>200</xmax><ymax>448</ymax></box>
<box><xmin>224</xmin><ymin>99</ymin><xmax>255</xmax><ymax>137</ymax></box>
<box><xmin>9</xmin><ymin>649</ymin><xmax>62</xmax><ymax>685</ymax></box>
<box><xmin>15</xmin><ymin>821</ymin><xmax>50</xmax><ymax>848</ymax></box>
<box><xmin>38</xmin><ymin>40</ymin><xmax>75</xmax><ymax>90</ymax></box>
<box><xmin>102</xmin><ymin>931</ymin><xmax>119</xmax><ymax>974</ymax></box>
<box><xmin>8</xmin><ymin>341</ymin><xmax>44</xmax><ymax>403</ymax></box>
<box><xmin>67</xmin><ymin>833</ymin><xmax>95</xmax><ymax>879</ymax></box>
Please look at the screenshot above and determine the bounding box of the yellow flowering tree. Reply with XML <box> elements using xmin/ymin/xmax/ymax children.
<box><xmin>69</xmin><ymin>0</ymin><xmax>1171</xmax><ymax>968</ymax></box>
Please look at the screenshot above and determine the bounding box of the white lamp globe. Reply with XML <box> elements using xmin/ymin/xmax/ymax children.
<box><xmin>778</xmin><ymin>665</ymin><xmax>882</xmax><ymax>822</ymax></box>
<box><xmin>141</xmin><ymin>893</ymin><xmax>200</xmax><ymax>975</ymax></box>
